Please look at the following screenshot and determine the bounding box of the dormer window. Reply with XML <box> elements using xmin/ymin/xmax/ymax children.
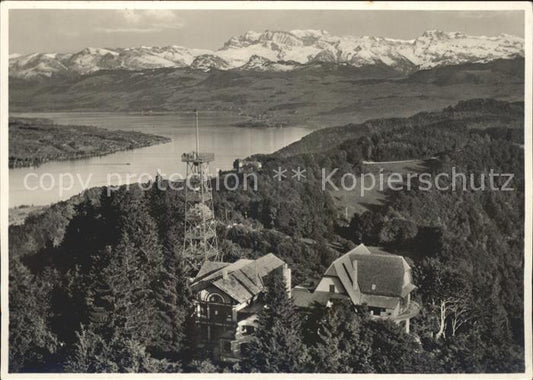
<box><xmin>241</xmin><ymin>325</ymin><xmax>255</xmax><ymax>335</ymax></box>
<box><xmin>329</xmin><ymin>284</ymin><xmax>335</xmax><ymax>293</ymax></box>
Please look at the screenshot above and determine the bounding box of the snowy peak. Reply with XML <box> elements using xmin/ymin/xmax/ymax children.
<box><xmin>290</xmin><ymin>29</ymin><xmax>329</xmax><ymax>39</ymax></box>
<box><xmin>216</xmin><ymin>28</ymin><xmax>523</xmax><ymax>71</ymax></box>
<box><xmin>240</xmin><ymin>55</ymin><xmax>298</xmax><ymax>72</ymax></box>
<box><xmin>241</xmin><ymin>55</ymin><xmax>273</xmax><ymax>69</ymax></box>
<box><xmin>9</xmin><ymin>45</ymin><xmax>210</xmax><ymax>78</ymax></box>
<box><xmin>67</xmin><ymin>48</ymin><xmax>121</xmax><ymax>74</ymax></box>
<box><xmin>9</xmin><ymin>29</ymin><xmax>524</xmax><ymax>78</ymax></box>
<box><xmin>190</xmin><ymin>54</ymin><xmax>230</xmax><ymax>71</ymax></box>
<box><xmin>409</xmin><ymin>30</ymin><xmax>524</xmax><ymax>69</ymax></box>
<box><xmin>222</xmin><ymin>29</ymin><xmax>306</xmax><ymax>49</ymax></box>
<box><xmin>420</xmin><ymin>29</ymin><xmax>453</xmax><ymax>40</ymax></box>
<box><xmin>79</xmin><ymin>47</ymin><xmax>118</xmax><ymax>56</ymax></box>
<box><xmin>9</xmin><ymin>52</ymin><xmax>72</xmax><ymax>78</ymax></box>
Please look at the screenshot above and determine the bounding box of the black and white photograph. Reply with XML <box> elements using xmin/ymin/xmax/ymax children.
<box><xmin>1</xmin><ymin>1</ymin><xmax>531</xmax><ymax>377</ymax></box>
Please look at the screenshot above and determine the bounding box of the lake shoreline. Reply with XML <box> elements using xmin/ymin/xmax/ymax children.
<box><xmin>9</xmin><ymin>116</ymin><xmax>171</xmax><ymax>169</ymax></box>
<box><xmin>9</xmin><ymin>112</ymin><xmax>311</xmax><ymax>208</ymax></box>
<box><xmin>11</xmin><ymin>110</ymin><xmax>317</xmax><ymax>131</ymax></box>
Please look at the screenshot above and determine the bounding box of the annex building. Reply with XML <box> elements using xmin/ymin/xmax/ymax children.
<box><xmin>292</xmin><ymin>244</ymin><xmax>420</xmax><ymax>332</ymax></box>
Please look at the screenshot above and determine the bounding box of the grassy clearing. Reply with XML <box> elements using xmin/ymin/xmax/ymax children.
<box><xmin>331</xmin><ymin>159</ymin><xmax>432</xmax><ymax>222</ymax></box>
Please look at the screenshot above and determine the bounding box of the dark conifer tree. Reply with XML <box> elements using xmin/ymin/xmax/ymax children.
<box><xmin>150</xmin><ymin>254</ymin><xmax>192</xmax><ymax>361</ymax></box>
<box><xmin>65</xmin><ymin>324</ymin><xmax>181</xmax><ymax>373</ymax></box>
<box><xmin>240</xmin><ymin>269</ymin><xmax>309</xmax><ymax>373</ymax></box>
<box><xmin>9</xmin><ymin>259</ymin><xmax>59</xmax><ymax>372</ymax></box>
<box><xmin>366</xmin><ymin>319</ymin><xmax>419</xmax><ymax>373</ymax></box>
<box><xmin>309</xmin><ymin>301</ymin><xmax>373</xmax><ymax>373</ymax></box>
<box><xmin>82</xmin><ymin>188</ymin><xmax>165</xmax><ymax>351</ymax></box>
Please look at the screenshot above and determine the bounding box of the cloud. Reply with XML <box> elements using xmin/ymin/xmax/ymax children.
<box><xmin>97</xmin><ymin>10</ymin><xmax>184</xmax><ymax>33</ymax></box>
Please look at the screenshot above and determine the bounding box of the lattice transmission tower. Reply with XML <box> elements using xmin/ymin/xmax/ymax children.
<box><xmin>181</xmin><ymin>110</ymin><xmax>219</xmax><ymax>268</ymax></box>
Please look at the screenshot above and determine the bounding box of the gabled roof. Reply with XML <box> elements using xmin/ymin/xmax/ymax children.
<box><xmin>195</xmin><ymin>261</ymin><xmax>229</xmax><ymax>280</ymax></box>
<box><xmin>323</xmin><ymin>244</ymin><xmax>415</xmax><ymax>299</ymax></box>
<box><xmin>326</xmin><ymin>248</ymin><xmax>361</xmax><ymax>304</ymax></box>
<box><xmin>324</xmin><ymin>243</ymin><xmax>370</xmax><ymax>276</ymax></box>
<box><xmin>192</xmin><ymin>253</ymin><xmax>286</xmax><ymax>304</ymax></box>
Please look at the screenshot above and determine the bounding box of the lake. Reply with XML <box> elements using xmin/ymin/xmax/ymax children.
<box><xmin>9</xmin><ymin>112</ymin><xmax>311</xmax><ymax>208</ymax></box>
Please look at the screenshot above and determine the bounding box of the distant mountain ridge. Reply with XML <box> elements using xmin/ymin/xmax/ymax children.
<box><xmin>9</xmin><ymin>29</ymin><xmax>524</xmax><ymax>78</ymax></box>
<box><xmin>9</xmin><ymin>56</ymin><xmax>523</xmax><ymax>130</ymax></box>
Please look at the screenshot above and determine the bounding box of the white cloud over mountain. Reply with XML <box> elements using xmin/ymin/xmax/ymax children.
<box><xmin>100</xmin><ymin>10</ymin><xmax>185</xmax><ymax>34</ymax></box>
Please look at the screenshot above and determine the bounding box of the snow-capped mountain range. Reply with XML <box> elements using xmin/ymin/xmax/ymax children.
<box><xmin>9</xmin><ymin>29</ymin><xmax>524</xmax><ymax>78</ymax></box>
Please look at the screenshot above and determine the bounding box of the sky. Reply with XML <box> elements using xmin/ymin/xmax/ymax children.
<box><xmin>9</xmin><ymin>9</ymin><xmax>525</xmax><ymax>55</ymax></box>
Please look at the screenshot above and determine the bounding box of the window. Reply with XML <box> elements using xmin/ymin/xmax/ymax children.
<box><xmin>199</xmin><ymin>305</ymin><xmax>207</xmax><ymax>318</ymax></box>
<box><xmin>329</xmin><ymin>284</ymin><xmax>335</xmax><ymax>293</ymax></box>
<box><xmin>241</xmin><ymin>325</ymin><xmax>255</xmax><ymax>335</ymax></box>
<box><xmin>208</xmin><ymin>294</ymin><xmax>224</xmax><ymax>303</ymax></box>
<box><xmin>226</xmin><ymin>313</ymin><xmax>233</xmax><ymax>322</ymax></box>
<box><xmin>369</xmin><ymin>306</ymin><xmax>385</xmax><ymax>316</ymax></box>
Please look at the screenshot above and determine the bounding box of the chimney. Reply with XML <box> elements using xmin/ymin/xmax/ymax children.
<box><xmin>283</xmin><ymin>263</ymin><xmax>292</xmax><ymax>298</ymax></box>
<box><xmin>222</xmin><ymin>268</ymin><xmax>228</xmax><ymax>280</ymax></box>
<box><xmin>352</xmin><ymin>259</ymin><xmax>361</xmax><ymax>304</ymax></box>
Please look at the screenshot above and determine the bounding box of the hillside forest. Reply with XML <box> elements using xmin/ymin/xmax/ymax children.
<box><xmin>8</xmin><ymin>99</ymin><xmax>525</xmax><ymax>373</ymax></box>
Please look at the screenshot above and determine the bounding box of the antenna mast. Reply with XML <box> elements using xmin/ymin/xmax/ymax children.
<box><xmin>195</xmin><ymin>109</ymin><xmax>200</xmax><ymax>155</ymax></box>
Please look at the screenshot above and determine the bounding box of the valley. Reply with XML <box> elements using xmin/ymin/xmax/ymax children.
<box><xmin>9</xmin><ymin>58</ymin><xmax>524</xmax><ymax>128</ymax></box>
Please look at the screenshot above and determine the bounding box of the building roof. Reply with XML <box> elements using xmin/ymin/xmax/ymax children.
<box><xmin>292</xmin><ymin>288</ymin><xmax>348</xmax><ymax>308</ymax></box>
<box><xmin>195</xmin><ymin>259</ymin><xmax>253</xmax><ymax>283</ymax></box>
<box><xmin>192</xmin><ymin>253</ymin><xmax>286</xmax><ymax>304</ymax></box>
<box><xmin>238</xmin><ymin>301</ymin><xmax>264</xmax><ymax>316</ymax></box>
<box><xmin>292</xmin><ymin>287</ymin><xmax>401</xmax><ymax>310</ymax></box>
<box><xmin>195</xmin><ymin>261</ymin><xmax>229</xmax><ymax>279</ymax></box>
<box><xmin>323</xmin><ymin>244</ymin><xmax>416</xmax><ymax>299</ymax></box>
